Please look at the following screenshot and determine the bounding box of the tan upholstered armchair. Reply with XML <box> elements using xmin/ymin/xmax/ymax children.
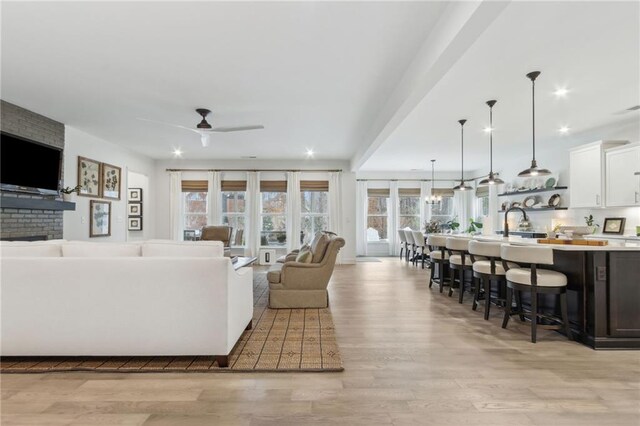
<box><xmin>267</xmin><ymin>234</ymin><xmax>345</xmax><ymax>308</ymax></box>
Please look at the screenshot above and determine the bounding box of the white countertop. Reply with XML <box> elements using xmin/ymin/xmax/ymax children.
<box><xmin>585</xmin><ymin>234</ymin><xmax>640</xmax><ymax>241</ymax></box>
<box><xmin>472</xmin><ymin>235</ymin><xmax>640</xmax><ymax>251</ymax></box>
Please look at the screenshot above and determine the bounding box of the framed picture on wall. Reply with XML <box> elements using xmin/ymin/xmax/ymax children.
<box><xmin>90</xmin><ymin>200</ymin><xmax>111</xmax><ymax>237</ymax></box>
<box><xmin>127</xmin><ymin>203</ymin><xmax>142</xmax><ymax>216</ymax></box>
<box><xmin>77</xmin><ymin>157</ymin><xmax>101</xmax><ymax>197</ymax></box>
<box><xmin>101</xmin><ymin>163</ymin><xmax>122</xmax><ymax>200</ymax></box>
<box><xmin>128</xmin><ymin>217</ymin><xmax>143</xmax><ymax>231</ymax></box>
<box><xmin>603</xmin><ymin>217</ymin><xmax>626</xmax><ymax>235</ymax></box>
<box><xmin>128</xmin><ymin>187</ymin><xmax>143</xmax><ymax>202</ymax></box>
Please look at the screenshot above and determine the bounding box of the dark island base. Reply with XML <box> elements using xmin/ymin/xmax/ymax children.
<box><xmin>533</xmin><ymin>250</ymin><xmax>640</xmax><ymax>350</ymax></box>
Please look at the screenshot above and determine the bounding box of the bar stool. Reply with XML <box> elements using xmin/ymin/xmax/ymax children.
<box><xmin>500</xmin><ymin>244</ymin><xmax>572</xmax><ymax>343</ymax></box>
<box><xmin>468</xmin><ymin>241</ymin><xmax>520</xmax><ymax>320</ymax></box>
<box><xmin>412</xmin><ymin>230</ymin><xmax>427</xmax><ymax>269</ymax></box>
<box><xmin>446</xmin><ymin>237</ymin><xmax>485</xmax><ymax>303</ymax></box>
<box><xmin>404</xmin><ymin>230</ymin><xmax>415</xmax><ymax>264</ymax></box>
<box><xmin>397</xmin><ymin>230</ymin><xmax>408</xmax><ymax>261</ymax></box>
<box><xmin>427</xmin><ymin>234</ymin><xmax>450</xmax><ymax>292</ymax></box>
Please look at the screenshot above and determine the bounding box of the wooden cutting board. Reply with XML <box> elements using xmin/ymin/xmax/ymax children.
<box><xmin>537</xmin><ymin>239</ymin><xmax>608</xmax><ymax>246</ymax></box>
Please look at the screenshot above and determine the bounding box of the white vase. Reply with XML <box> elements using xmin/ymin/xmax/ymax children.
<box><xmin>63</xmin><ymin>192</ymin><xmax>77</xmax><ymax>202</ymax></box>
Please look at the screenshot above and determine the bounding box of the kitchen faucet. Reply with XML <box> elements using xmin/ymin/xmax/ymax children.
<box><xmin>504</xmin><ymin>206</ymin><xmax>529</xmax><ymax>238</ymax></box>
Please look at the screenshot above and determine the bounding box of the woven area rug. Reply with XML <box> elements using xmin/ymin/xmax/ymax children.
<box><xmin>1</xmin><ymin>272</ymin><xmax>343</xmax><ymax>373</ymax></box>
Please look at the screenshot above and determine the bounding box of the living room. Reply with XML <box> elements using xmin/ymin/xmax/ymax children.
<box><xmin>1</xmin><ymin>1</ymin><xmax>639</xmax><ymax>425</ymax></box>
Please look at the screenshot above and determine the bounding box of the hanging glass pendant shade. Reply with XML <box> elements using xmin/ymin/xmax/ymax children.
<box><xmin>518</xmin><ymin>71</ymin><xmax>552</xmax><ymax>177</ymax></box>
<box><xmin>479</xmin><ymin>100</ymin><xmax>505</xmax><ymax>186</ymax></box>
<box><xmin>453</xmin><ymin>119</ymin><xmax>473</xmax><ymax>191</ymax></box>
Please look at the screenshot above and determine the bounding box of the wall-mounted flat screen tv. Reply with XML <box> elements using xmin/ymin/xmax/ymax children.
<box><xmin>0</xmin><ymin>132</ymin><xmax>62</xmax><ymax>195</ymax></box>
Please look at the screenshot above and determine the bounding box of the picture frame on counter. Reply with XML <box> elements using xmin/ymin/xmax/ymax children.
<box><xmin>603</xmin><ymin>217</ymin><xmax>626</xmax><ymax>235</ymax></box>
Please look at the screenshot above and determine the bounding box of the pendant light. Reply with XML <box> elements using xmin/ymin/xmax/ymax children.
<box><xmin>426</xmin><ymin>159</ymin><xmax>441</xmax><ymax>205</ymax></box>
<box><xmin>518</xmin><ymin>71</ymin><xmax>551</xmax><ymax>177</ymax></box>
<box><xmin>479</xmin><ymin>100</ymin><xmax>504</xmax><ymax>186</ymax></box>
<box><xmin>453</xmin><ymin>119</ymin><xmax>473</xmax><ymax>191</ymax></box>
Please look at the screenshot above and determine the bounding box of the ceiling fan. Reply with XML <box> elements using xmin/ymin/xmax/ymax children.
<box><xmin>139</xmin><ymin>108</ymin><xmax>264</xmax><ymax>147</ymax></box>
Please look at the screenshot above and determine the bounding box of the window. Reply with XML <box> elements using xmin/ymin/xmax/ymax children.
<box><xmin>430</xmin><ymin>190</ymin><xmax>454</xmax><ymax>223</ymax></box>
<box><xmin>261</xmin><ymin>181</ymin><xmax>287</xmax><ymax>247</ymax></box>
<box><xmin>222</xmin><ymin>191</ymin><xmax>246</xmax><ymax>245</ymax></box>
<box><xmin>475</xmin><ymin>186</ymin><xmax>489</xmax><ymax>217</ymax></box>
<box><xmin>301</xmin><ymin>190</ymin><xmax>329</xmax><ymax>244</ymax></box>
<box><xmin>367</xmin><ymin>189</ymin><xmax>389</xmax><ymax>241</ymax></box>
<box><xmin>476</xmin><ymin>195</ymin><xmax>489</xmax><ymax>217</ymax></box>
<box><xmin>398</xmin><ymin>189</ymin><xmax>421</xmax><ymax>230</ymax></box>
<box><xmin>182</xmin><ymin>180</ymin><xmax>208</xmax><ymax>235</ymax></box>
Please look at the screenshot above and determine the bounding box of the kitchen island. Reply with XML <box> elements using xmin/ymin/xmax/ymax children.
<box><xmin>474</xmin><ymin>235</ymin><xmax>640</xmax><ymax>349</ymax></box>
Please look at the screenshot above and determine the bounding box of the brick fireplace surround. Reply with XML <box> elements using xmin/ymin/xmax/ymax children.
<box><xmin>0</xmin><ymin>100</ymin><xmax>66</xmax><ymax>241</ymax></box>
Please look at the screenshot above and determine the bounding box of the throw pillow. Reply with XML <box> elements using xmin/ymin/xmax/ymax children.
<box><xmin>295</xmin><ymin>248</ymin><xmax>313</xmax><ymax>263</ymax></box>
<box><xmin>311</xmin><ymin>233</ymin><xmax>331</xmax><ymax>263</ymax></box>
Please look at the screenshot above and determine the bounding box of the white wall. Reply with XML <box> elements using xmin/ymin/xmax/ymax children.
<box><xmin>63</xmin><ymin>127</ymin><xmax>156</xmax><ymax>241</ymax></box>
<box><xmin>473</xmin><ymin>118</ymin><xmax>640</xmax><ymax>235</ymax></box>
<box><xmin>153</xmin><ymin>158</ymin><xmax>357</xmax><ymax>264</ymax></box>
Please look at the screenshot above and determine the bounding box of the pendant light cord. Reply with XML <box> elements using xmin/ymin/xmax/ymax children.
<box><xmin>489</xmin><ymin>105</ymin><xmax>493</xmax><ymax>173</ymax></box>
<box><xmin>532</xmin><ymin>77</ymin><xmax>536</xmax><ymax>162</ymax></box>
<box><xmin>460</xmin><ymin>120</ymin><xmax>465</xmax><ymax>182</ymax></box>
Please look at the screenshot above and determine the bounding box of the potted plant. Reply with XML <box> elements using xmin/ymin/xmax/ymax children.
<box><xmin>467</xmin><ymin>218</ymin><xmax>484</xmax><ymax>235</ymax></box>
<box><xmin>584</xmin><ymin>214</ymin><xmax>599</xmax><ymax>234</ymax></box>
<box><xmin>60</xmin><ymin>185</ymin><xmax>81</xmax><ymax>202</ymax></box>
<box><xmin>442</xmin><ymin>216</ymin><xmax>460</xmax><ymax>234</ymax></box>
<box><xmin>424</xmin><ymin>219</ymin><xmax>441</xmax><ymax>234</ymax></box>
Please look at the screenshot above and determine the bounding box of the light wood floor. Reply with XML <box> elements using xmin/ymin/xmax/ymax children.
<box><xmin>2</xmin><ymin>259</ymin><xmax>639</xmax><ymax>425</ymax></box>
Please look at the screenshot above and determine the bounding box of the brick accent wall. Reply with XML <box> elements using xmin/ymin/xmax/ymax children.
<box><xmin>1</xmin><ymin>100</ymin><xmax>66</xmax><ymax>240</ymax></box>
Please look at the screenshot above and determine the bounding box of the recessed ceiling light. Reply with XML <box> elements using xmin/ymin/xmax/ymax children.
<box><xmin>172</xmin><ymin>148</ymin><xmax>183</xmax><ymax>157</ymax></box>
<box><xmin>558</xmin><ymin>126</ymin><xmax>570</xmax><ymax>134</ymax></box>
<box><xmin>306</xmin><ymin>149</ymin><xmax>315</xmax><ymax>158</ymax></box>
<box><xmin>553</xmin><ymin>87</ymin><xmax>569</xmax><ymax>98</ymax></box>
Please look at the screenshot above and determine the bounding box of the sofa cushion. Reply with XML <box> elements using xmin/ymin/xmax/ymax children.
<box><xmin>296</xmin><ymin>248</ymin><xmax>313</xmax><ymax>264</ymax></box>
<box><xmin>142</xmin><ymin>241</ymin><xmax>224</xmax><ymax>257</ymax></box>
<box><xmin>0</xmin><ymin>241</ymin><xmax>62</xmax><ymax>257</ymax></box>
<box><xmin>62</xmin><ymin>242</ymin><xmax>141</xmax><ymax>257</ymax></box>
<box><xmin>311</xmin><ymin>233</ymin><xmax>330</xmax><ymax>263</ymax></box>
<box><xmin>267</xmin><ymin>263</ymin><xmax>283</xmax><ymax>284</ymax></box>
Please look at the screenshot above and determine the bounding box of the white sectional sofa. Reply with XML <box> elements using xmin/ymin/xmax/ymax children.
<box><xmin>0</xmin><ymin>239</ymin><xmax>253</xmax><ymax>367</ymax></box>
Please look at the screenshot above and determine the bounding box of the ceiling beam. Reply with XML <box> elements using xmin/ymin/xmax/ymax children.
<box><xmin>350</xmin><ymin>0</ymin><xmax>510</xmax><ymax>171</ymax></box>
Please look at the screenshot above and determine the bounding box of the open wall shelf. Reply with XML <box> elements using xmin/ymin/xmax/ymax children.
<box><xmin>498</xmin><ymin>186</ymin><xmax>568</xmax><ymax>197</ymax></box>
<box><xmin>498</xmin><ymin>207</ymin><xmax>568</xmax><ymax>213</ymax></box>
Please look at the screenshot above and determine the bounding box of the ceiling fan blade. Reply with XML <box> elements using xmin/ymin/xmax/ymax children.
<box><xmin>137</xmin><ymin>117</ymin><xmax>199</xmax><ymax>133</ymax></box>
<box><xmin>208</xmin><ymin>125</ymin><xmax>264</xmax><ymax>133</ymax></box>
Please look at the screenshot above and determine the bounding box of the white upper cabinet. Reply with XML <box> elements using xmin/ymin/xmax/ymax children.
<box><xmin>606</xmin><ymin>143</ymin><xmax>640</xmax><ymax>207</ymax></box>
<box><xmin>569</xmin><ymin>141</ymin><xmax>627</xmax><ymax>208</ymax></box>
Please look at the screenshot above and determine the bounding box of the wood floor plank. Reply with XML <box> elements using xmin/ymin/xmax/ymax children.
<box><xmin>1</xmin><ymin>260</ymin><xmax>638</xmax><ymax>425</ymax></box>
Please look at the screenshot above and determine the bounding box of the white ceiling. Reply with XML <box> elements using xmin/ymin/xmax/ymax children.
<box><xmin>0</xmin><ymin>1</ymin><xmax>446</xmax><ymax>161</ymax></box>
<box><xmin>360</xmin><ymin>1</ymin><xmax>640</xmax><ymax>172</ymax></box>
<box><xmin>2</xmin><ymin>2</ymin><xmax>638</xmax><ymax>170</ymax></box>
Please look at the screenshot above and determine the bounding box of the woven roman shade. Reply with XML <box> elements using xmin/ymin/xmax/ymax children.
<box><xmin>181</xmin><ymin>180</ymin><xmax>208</xmax><ymax>192</ymax></box>
<box><xmin>300</xmin><ymin>180</ymin><xmax>329</xmax><ymax>192</ymax></box>
<box><xmin>367</xmin><ymin>188</ymin><xmax>390</xmax><ymax>197</ymax></box>
<box><xmin>475</xmin><ymin>186</ymin><xmax>489</xmax><ymax>197</ymax></box>
<box><xmin>431</xmin><ymin>188</ymin><xmax>455</xmax><ymax>198</ymax></box>
<box><xmin>260</xmin><ymin>180</ymin><xmax>287</xmax><ymax>192</ymax></box>
<box><xmin>221</xmin><ymin>180</ymin><xmax>247</xmax><ymax>191</ymax></box>
<box><xmin>398</xmin><ymin>188</ymin><xmax>421</xmax><ymax>196</ymax></box>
